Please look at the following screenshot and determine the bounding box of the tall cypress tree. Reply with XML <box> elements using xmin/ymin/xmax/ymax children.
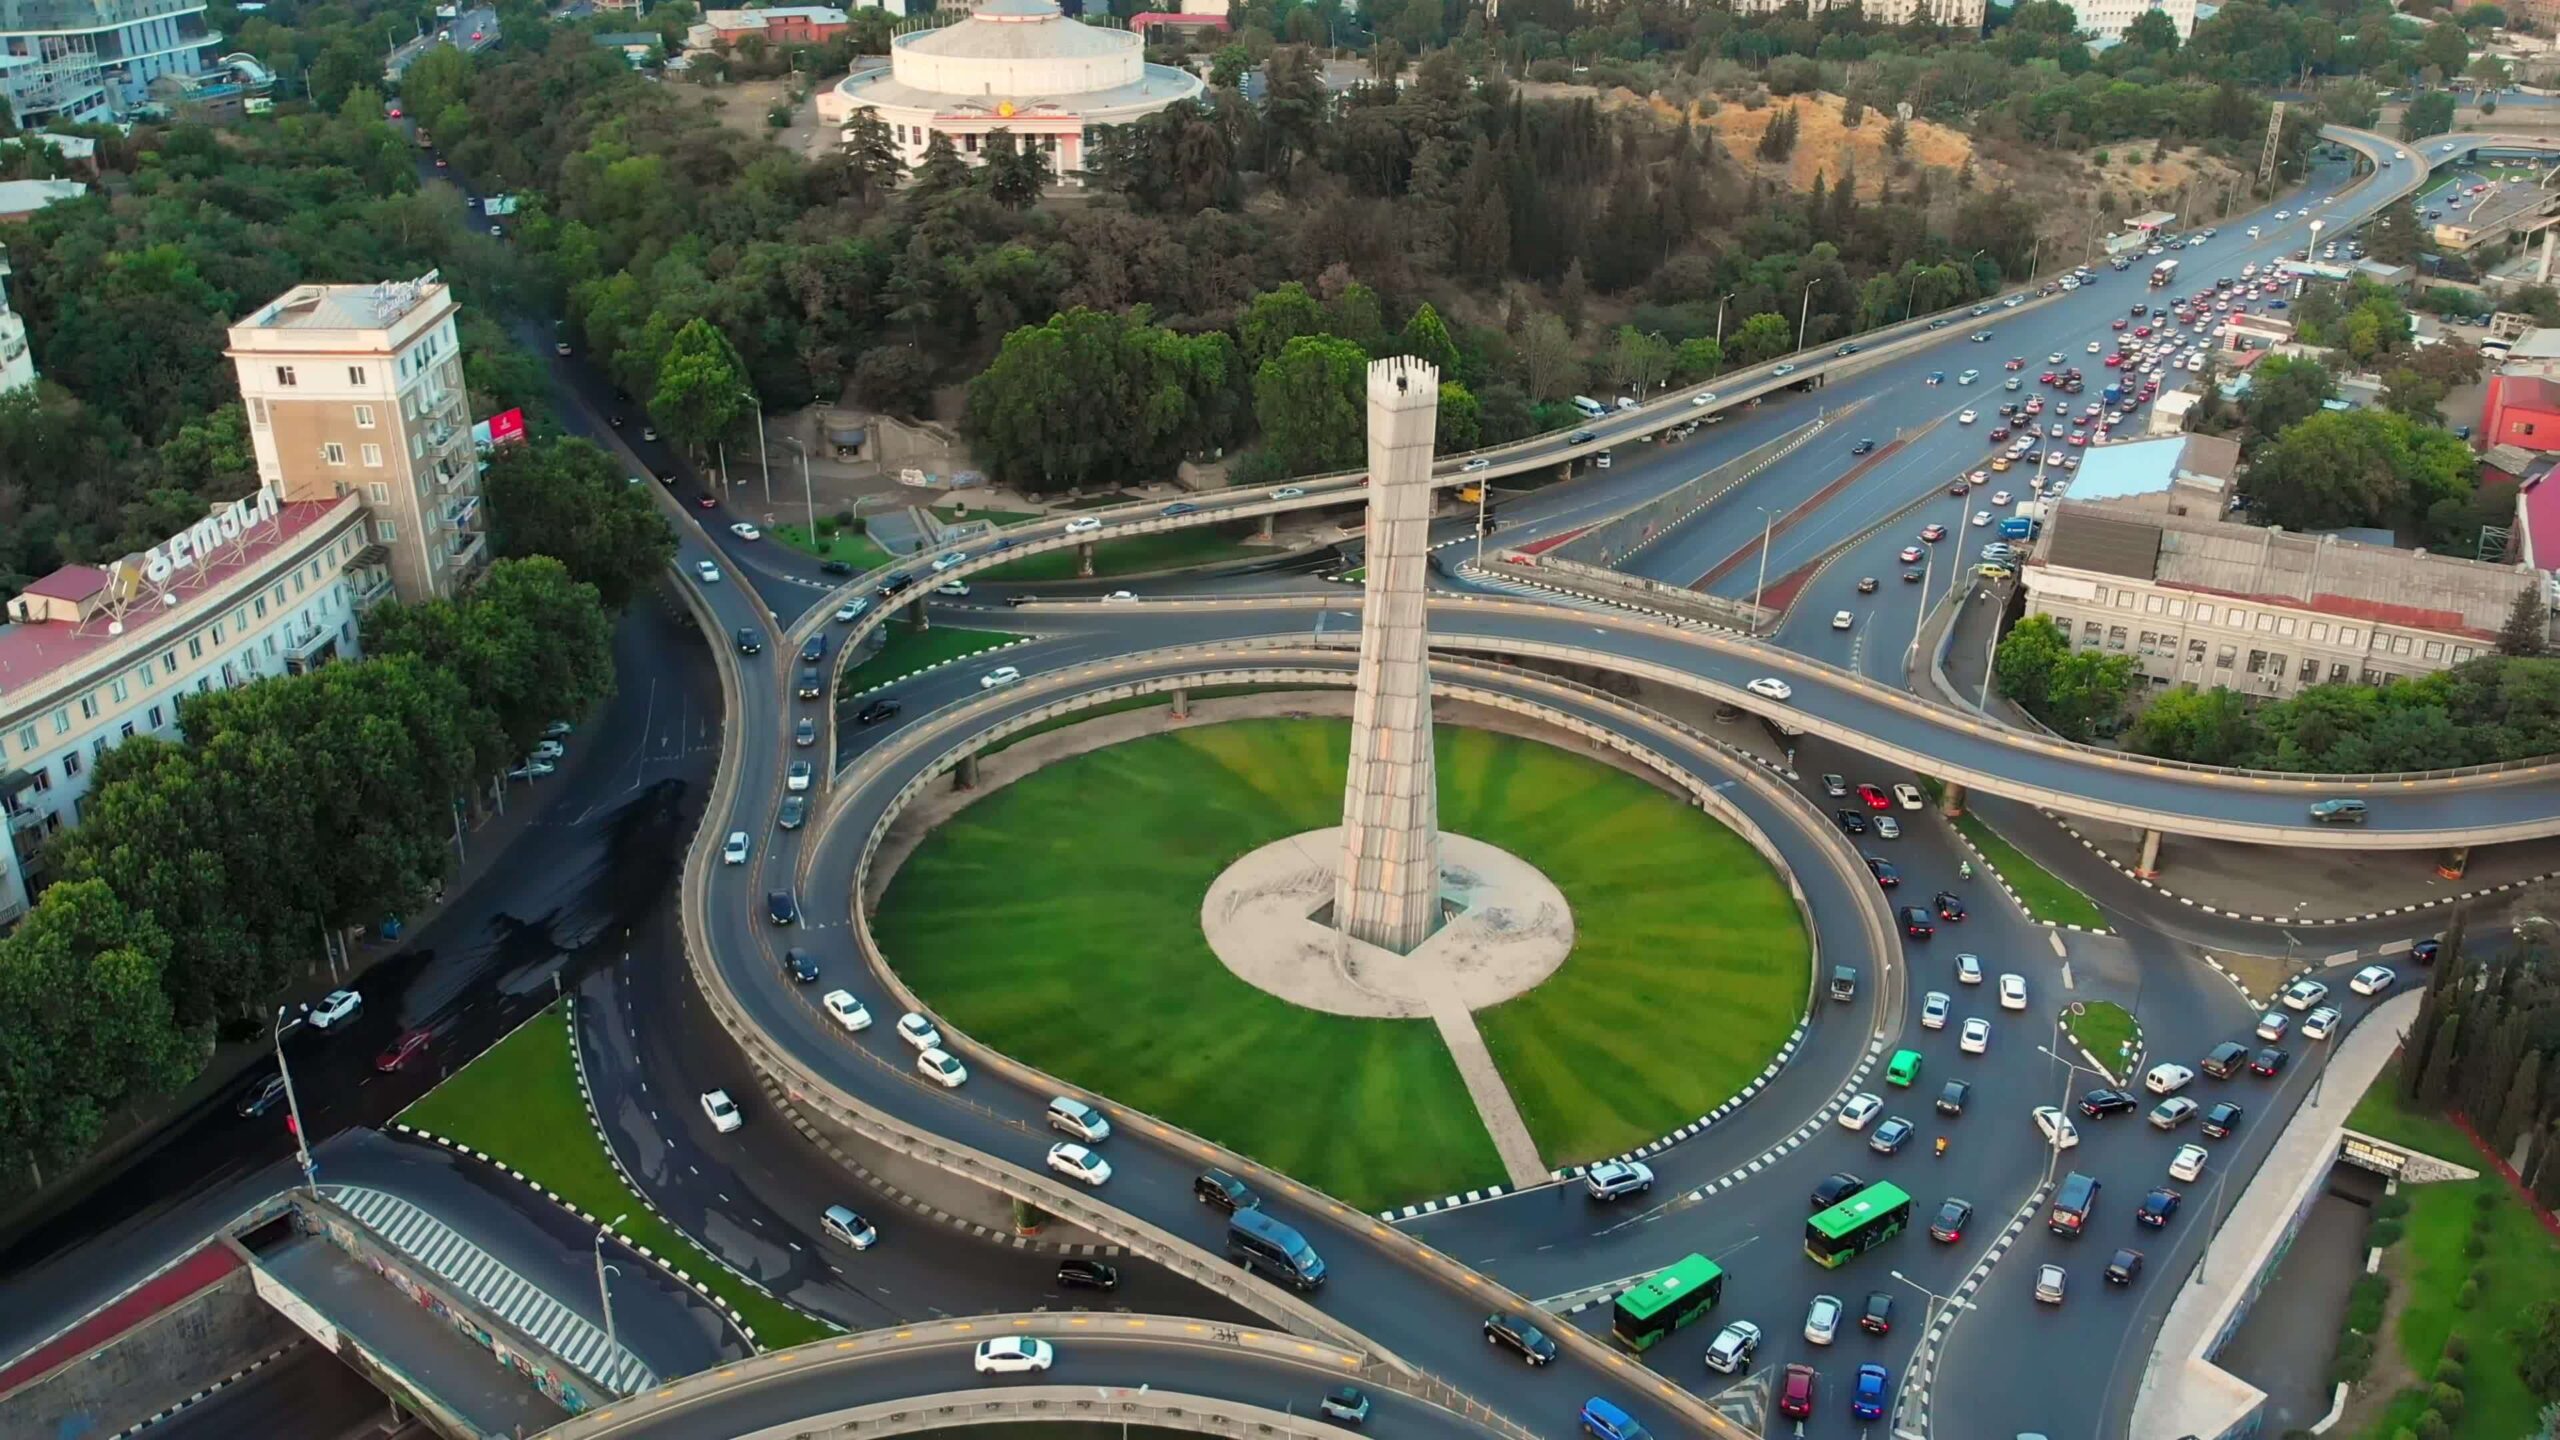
<box><xmin>2419</xmin><ymin>1011</ymin><xmax>2464</xmax><ymax>1107</ymax></box>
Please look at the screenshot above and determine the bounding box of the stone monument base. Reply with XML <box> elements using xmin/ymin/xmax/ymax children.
<box><xmin>1198</xmin><ymin>828</ymin><xmax>1574</xmax><ymax>1019</ymax></box>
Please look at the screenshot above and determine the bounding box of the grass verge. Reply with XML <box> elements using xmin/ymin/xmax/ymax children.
<box><xmin>398</xmin><ymin>1006</ymin><xmax>831</xmax><ymax>1348</ymax></box>
<box><xmin>2361</xmin><ymin>1175</ymin><xmax>2560</xmax><ymax>1440</ymax></box>
<box><xmin>875</xmin><ymin>719</ymin><xmax>1808</xmax><ymax>1207</ymax></box>
<box><xmin>838</xmin><ymin>626</ymin><xmax>1026</xmax><ymax>699</ymax></box>
<box><xmin>977</xmin><ymin>524</ymin><xmax>1272</xmax><ymax>582</ymax></box>
<box><xmin>1951</xmin><ymin>810</ymin><xmax>2109</xmax><ymax>931</ymax></box>
<box><xmin>2346</xmin><ymin>1058</ymin><xmax>2479</xmax><ymax>1165</ymax></box>
<box><xmin>2063</xmin><ymin>1000</ymin><xmax>2138</xmax><ymax>1078</ymax></box>
<box><xmin>774</xmin><ymin>523</ymin><xmax>893</xmax><ymax>571</ymax></box>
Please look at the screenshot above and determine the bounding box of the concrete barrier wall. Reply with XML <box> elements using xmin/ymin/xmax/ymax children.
<box><xmin>0</xmin><ymin>1267</ymin><xmax>291</xmax><ymax>1440</ymax></box>
<box><xmin>1514</xmin><ymin>554</ymin><xmax>1771</xmax><ymax>630</ymax></box>
<box><xmin>1548</xmin><ymin>412</ymin><xmax>1840</xmax><ymax>569</ymax></box>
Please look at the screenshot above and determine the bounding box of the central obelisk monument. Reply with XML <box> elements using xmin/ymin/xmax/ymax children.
<box><xmin>1333</xmin><ymin>357</ymin><xmax>1445</xmax><ymax>954</ymax></box>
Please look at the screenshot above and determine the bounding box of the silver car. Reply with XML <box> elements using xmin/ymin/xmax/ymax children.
<box><xmin>1804</xmin><ymin>1293</ymin><xmax>1843</xmax><ymax>1345</ymax></box>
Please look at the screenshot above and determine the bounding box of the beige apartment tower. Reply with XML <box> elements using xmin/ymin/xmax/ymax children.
<box><xmin>227</xmin><ymin>275</ymin><xmax>487</xmax><ymax>603</ymax></box>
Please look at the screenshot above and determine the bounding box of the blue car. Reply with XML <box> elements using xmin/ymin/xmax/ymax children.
<box><xmin>1578</xmin><ymin>1398</ymin><xmax>1652</xmax><ymax>1440</ymax></box>
<box><xmin>1852</xmin><ymin>1363</ymin><xmax>1890</xmax><ymax>1421</ymax></box>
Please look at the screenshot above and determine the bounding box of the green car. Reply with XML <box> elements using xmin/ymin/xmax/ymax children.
<box><xmin>1886</xmin><ymin>1049</ymin><xmax>1923</xmax><ymax>1087</ymax></box>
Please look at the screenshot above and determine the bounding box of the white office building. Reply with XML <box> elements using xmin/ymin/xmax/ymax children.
<box><xmin>0</xmin><ymin>0</ymin><xmax>223</xmax><ymax>125</ymax></box>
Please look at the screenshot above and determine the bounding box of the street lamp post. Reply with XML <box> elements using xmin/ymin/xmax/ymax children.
<box><xmin>1750</xmin><ymin>506</ymin><xmax>1778</xmax><ymax>632</ymax></box>
<box><xmin>737</xmin><ymin>390</ymin><xmax>769</xmax><ymax>501</ymax></box>
<box><xmin>273</xmin><ymin>1007</ymin><xmax>318</xmax><ymax>1197</ymax></box>
<box><xmin>1889</xmin><ymin>1269</ymin><xmax>1955</xmax><ymax>1343</ymax></box>
<box><xmin>1714</xmin><ymin>292</ymin><xmax>1736</xmax><ymax>354</ymax></box>
<box><xmin>1798</xmin><ymin>278</ymin><xmax>1824</xmax><ymax>354</ymax></box>
<box><xmin>595</xmin><ymin>1213</ymin><xmax>628</xmax><ymax>1359</ymax></box>
<box><xmin>2038</xmin><ymin>1029</ymin><xmax>2110</xmax><ymax>1187</ymax></box>
<box><xmin>1473</xmin><ymin>477</ymin><xmax>1492</xmax><ymax>568</ymax></box>
<box><xmin>782</xmin><ymin>436</ymin><xmax>818</xmax><ymax>544</ymax></box>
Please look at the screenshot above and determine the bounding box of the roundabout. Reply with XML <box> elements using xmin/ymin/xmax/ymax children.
<box><xmin>872</xmin><ymin>712</ymin><xmax>1812</xmax><ymax>1211</ymax></box>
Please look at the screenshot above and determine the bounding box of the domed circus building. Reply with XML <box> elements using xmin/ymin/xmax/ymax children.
<box><xmin>816</xmin><ymin>0</ymin><xmax>1205</xmax><ymax>183</ymax></box>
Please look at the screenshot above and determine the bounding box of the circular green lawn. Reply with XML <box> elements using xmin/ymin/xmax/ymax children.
<box><xmin>872</xmin><ymin>718</ymin><xmax>1810</xmax><ymax>1211</ymax></box>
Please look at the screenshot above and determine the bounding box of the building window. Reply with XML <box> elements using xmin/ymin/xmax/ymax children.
<box><xmin>2082</xmin><ymin>620</ymin><xmax>2102</xmax><ymax>643</ymax></box>
<box><xmin>323</xmin><ymin>442</ymin><xmax>347</xmax><ymax>465</ymax></box>
<box><xmin>355</xmin><ymin>404</ymin><xmax>376</xmax><ymax>429</ymax></box>
<box><xmin>2107</xmin><ymin>626</ymin><xmax>2127</xmax><ymax>649</ymax></box>
<box><xmin>2391</xmin><ymin>634</ymin><xmax>2412</xmax><ymax>656</ymax></box>
<box><xmin>161</xmin><ymin>652</ymin><xmax>177</xmax><ymax>675</ymax></box>
<box><xmin>276</xmin><ymin>365</ymin><xmax>297</xmax><ymax>386</ymax></box>
<box><xmin>62</xmin><ymin>750</ymin><xmax>80</xmax><ymax>779</ymax></box>
<box><xmin>2226</xmin><ymin>609</ymin><xmax>2246</xmax><ymax>628</ymax></box>
<box><xmin>348</xmin><ymin>366</ymin><xmax>367</xmax><ymax>386</ymax></box>
<box><xmin>2310</xmin><ymin>622</ymin><xmax>2330</xmax><ymax>643</ymax></box>
<box><xmin>2145</xmin><ymin>595</ymin><xmax>2165</xmax><ymax>614</ymax></box>
<box><xmin>2247</xmin><ymin>650</ymin><xmax>2266</xmax><ymax>675</ymax></box>
<box><xmin>2255</xmin><ymin>613</ymin><xmax>2274</xmax><ymax>632</ymax></box>
<box><xmin>110</xmin><ymin>677</ymin><xmax>128</xmax><ymax>703</ymax></box>
<box><xmin>119</xmin><ymin>721</ymin><xmax>134</xmax><ymax>740</ymax></box>
<box><xmin>378</xmin><ymin>519</ymin><xmax>398</xmax><ymax>543</ymax></box>
<box><xmin>2424</xmin><ymin>640</ymin><xmax>2445</xmax><ymax>661</ymax></box>
<box><xmin>50</xmin><ymin>707</ymin><xmax>68</xmax><ymax>736</ymax></box>
<box><xmin>2196</xmin><ymin>604</ymin><xmax>2215</xmax><ymax>624</ymax></box>
<box><xmin>12</xmin><ymin>724</ymin><xmax>33</xmax><ymax>754</ymax></box>
<box><xmin>361</xmin><ymin>444</ymin><xmax>383</xmax><ymax>467</ymax></box>
<box><xmin>2117</xmin><ymin>592</ymin><xmax>2135</xmax><ymax>609</ymax></box>
<box><xmin>2454</xmin><ymin>645</ymin><xmax>2475</xmax><ymax>661</ymax></box>
<box><xmin>2299</xmin><ymin>657</ymin><xmax>2320</xmax><ymax>681</ymax></box>
<box><xmin>2341</xmin><ymin>626</ymin><xmax>2360</xmax><ymax>645</ymax></box>
<box><xmin>188</xmin><ymin>636</ymin><xmax>203</xmax><ymax>660</ymax></box>
<box><xmin>250</xmin><ymin>398</ymin><xmax>267</xmax><ymax>426</ymax></box>
<box><xmin>2216</xmin><ymin>646</ymin><xmax>2236</xmax><ymax>668</ymax></box>
<box><xmin>77</xmin><ymin>694</ymin><xmax>97</xmax><ymax>720</ymax></box>
<box><xmin>2330</xmin><ymin>662</ymin><xmax>2352</xmax><ymax>682</ymax></box>
<box><xmin>2093</xmin><ymin>585</ymin><xmax>2109</xmax><ymax>605</ymax></box>
<box><xmin>148</xmin><ymin>705</ymin><xmax>164</xmax><ymax>729</ymax></box>
<box><xmin>2277</xmin><ymin>617</ymin><xmax>2297</xmax><ymax>637</ymax></box>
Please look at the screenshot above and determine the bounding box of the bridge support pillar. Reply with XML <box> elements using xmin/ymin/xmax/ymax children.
<box><xmin>908</xmin><ymin>601</ymin><xmax>930</xmax><ymax>633</ymax></box>
<box><xmin>1078</xmin><ymin>541</ymin><xmax>1096</xmax><ymax>578</ymax></box>
<box><xmin>1938</xmin><ymin>782</ymin><xmax>1967</xmax><ymax>818</ymax></box>
<box><xmin>954</xmin><ymin>754</ymin><xmax>980</xmax><ymax>791</ymax></box>
<box><xmin>1170</xmin><ymin>686</ymin><xmax>1190</xmax><ymax>720</ymax></box>
<box><xmin>2437</xmin><ymin>845</ymin><xmax>2472</xmax><ymax>881</ymax></box>
<box><xmin>2135</xmin><ymin>828</ymin><xmax>2163</xmax><ymax>879</ymax></box>
<box><xmin>2542</xmin><ymin>231</ymin><xmax>2556</xmax><ymax>284</ymax></box>
<box><xmin>1259</xmin><ymin>511</ymin><xmax>1276</xmax><ymax>542</ymax></box>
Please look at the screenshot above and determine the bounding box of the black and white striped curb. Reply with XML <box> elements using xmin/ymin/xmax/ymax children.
<box><xmin>2068</xmin><ymin>1009</ymin><xmax>2142</xmax><ymax>1086</ymax></box>
<box><xmin>844</xmin><ymin>635</ymin><xmax>1036</xmax><ymax>700</ymax></box>
<box><xmin>1380</xmin><ymin>1021</ymin><xmax>1816</xmax><ymax>1223</ymax></box>
<box><xmin>752</xmin><ymin>1072</ymin><xmax>1124</xmax><ymax>1256</ymax></box>
<box><xmin>1941</xmin><ymin>812</ymin><xmax>2112</xmax><ymax>936</ymax></box>
<box><xmin>1537</xmin><ymin>1266</ymin><xmax>1660</xmax><ymax>1316</ymax></box>
<box><xmin>1896</xmin><ymin>1182</ymin><xmax>2047</xmax><ymax>1440</ymax></box>
<box><xmin>2050</xmin><ymin>815</ymin><xmax>2558</xmax><ymax>926</ymax></box>
<box><xmin>110</xmin><ymin>1340</ymin><xmax>303</xmax><ymax>1438</ymax></box>
<box><xmin>2198</xmin><ymin>952</ymin><xmax>2263</xmax><ymax>1007</ymax></box>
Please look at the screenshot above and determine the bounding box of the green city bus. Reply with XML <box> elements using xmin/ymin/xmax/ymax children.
<box><xmin>1611</xmin><ymin>1253</ymin><xmax>1725</xmax><ymax>1351</ymax></box>
<box><xmin>1806</xmin><ymin>1181</ymin><xmax>1913</xmax><ymax>1268</ymax></box>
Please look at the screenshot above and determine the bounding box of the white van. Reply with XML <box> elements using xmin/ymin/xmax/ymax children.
<box><xmin>1570</xmin><ymin>395</ymin><xmax>1607</xmax><ymax>419</ymax></box>
<box><xmin>1047</xmin><ymin>1096</ymin><xmax>1112</xmax><ymax>1143</ymax></box>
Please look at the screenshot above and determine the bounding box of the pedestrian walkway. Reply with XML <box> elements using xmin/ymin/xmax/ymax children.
<box><xmin>1424</xmin><ymin>995</ymin><xmax>1548</xmax><ymax>1190</ymax></box>
<box><xmin>326</xmin><ymin>1185</ymin><xmax>653</xmax><ymax>1396</ymax></box>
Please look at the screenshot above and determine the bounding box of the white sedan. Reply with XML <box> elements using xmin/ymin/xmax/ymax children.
<box><xmin>1893</xmin><ymin>784</ymin><xmax>1923</xmax><ymax>811</ymax></box>
<box><xmin>1064</xmin><ymin>517</ymin><xmax>1104</xmax><ymax>535</ymax></box>
<box><xmin>701</xmin><ymin>1089</ymin><xmax>743</xmax><ymax>1133</ymax></box>
<box><xmin>917</xmin><ymin>1048</ymin><xmax>969</xmax><ymax>1088</ymax></box>
<box><xmin>930</xmin><ymin>550</ymin><xmax>970</xmax><ymax>573</ymax></box>
<box><xmin>1999</xmin><ymin>973</ymin><xmax>2028</xmax><ymax>1011</ymax></box>
<box><xmin>722</xmin><ymin>831</ymin><xmax>750</xmax><ymax>865</ymax></box>
<box><xmin>980</xmin><ymin>666</ymin><xmax>1023</xmax><ymax>690</ymax></box>
<box><xmin>2303</xmin><ymin>1005</ymin><xmax>2341</xmax><ymax>1042</ymax></box>
<box><xmin>695</xmin><ymin>560</ymin><xmax>723</xmax><ymax>583</ymax></box>
<box><xmin>895</xmin><ymin>1012</ymin><xmax>942</xmax><ymax>1051</ymax></box>
<box><xmin>2170</xmin><ymin>1144</ymin><xmax>2209</xmax><ymax>1182</ymax></box>
<box><xmin>1960</xmin><ymin>1017</ymin><xmax>1991</xmax><ymax>1054</ymax></box>
<box><xmin>1047</xmin><ymin>1142</ymin><xmax>1113</xmax><ymax>1187</ymax></box>
<box><xmin>1832</xmin><ymin>611</ymin><xmax>1853</xmax><ymax>631</ymax></box>
<box><xmin>1838</xmin><ymin>1092</ymin><xmax>1884</xmax><ymax>1130</ymax></box>
<box><xmin>730</xmin><ymin>522</ymin><xmax>763</xmax><ymax>541</ymax></box>
<box><xmin>1958</xmin><ymin>409</ymin><xmax>1978</xmax><ymax>424</ymax></box>
<box><xmin>1272</xmin><ymin>486</ymin><xmax>1306</xmax><ymax>499</ymax></box>
<box><xmin>2033</xmin><ymin>1105</ymin><xmax>2079</xmax><ymax>1150</ymax></box>
<box><xmin>1691</xmin><ymin>391</ymin><xmax>1720</xmax><ymax>407</ymax></box>
<box><xmin>1922</xmin><ymin>991</ymin><xmax>1950</xmax><ymax>1030</ymax></box>
<box><xmin>973</xmin><ymin>1337</ymin><xmax>1053</xmax><ymax>1375</ymax></box>
<box><xmin>2279</xmin><ymin>978</ymin><xmax>2329</xmax><ymax>1011</ymax></box>
<box><xmin>823</xmin><ymin>989</ymin><xmax>873</xmax><ymax>1033</ymax></box>
<box><xmin>1746</xmin><ymin>677</ymin><xmax>1793</xmax><ymax>702</ymax></box>
<box><xmin>2144</xmin><ymin>1063</ymin><xmax>2195</xmax><ymax>1095</ymax></box>
<box><xmin>307</xmin><ymin>989</ymin><xmax>363</xmax><ymax>1030</ymax></box>
<box><xmin>2350</xmin><ymin>964</ymin><xmax>2396</xmax><ymax>997</ymax></box>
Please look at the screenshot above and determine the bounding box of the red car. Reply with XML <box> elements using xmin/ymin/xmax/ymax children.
<box><xmin>2069</xmin><ymin>431</ymin><xmax>2089</xmax><ymax>446</ymax></box>
<box><xmin>1988</xmin><ymin>426</ymin><xmax>2010</xmax><ymax>443</ymax></box>
<box><xmin>2133</xmin><ymin>326</ymin><xmax>2151</xmax><ymax>338</ymax></box>
<box><xmin>696</xmin><ymin>495</ymin><xmax>718</xmax><ymax>509</ymax></box>
<box><xmin>1921</xmin><ymin>524</ymin><xmax>1946</xmax><ymax>542</ymax></box>
<box><xmin>1780</xmin><ymin>1365</ymin><xmax>1817</xmax><ymax>1420</ymax></box>
<box><xmin>2004</xmin><ymin>357</ymin><xmax>2025</xmax><ymax>370</ymax></box>
<box><xmin>2037</xmin><ymin>371</ymin><xmax>2056</xmax><ymax>384</ymax></box>
<box><xmin>375</xmin><ymin>1027</ymin><xmax>433</xmax><ymax>1073</ymax></box>
<box><xmin>2111</xmin><ymin>318</ymin><xmax>2127</xmax><ymax>330</ymax></box>
<box><xmin>2103</xmin><ymin>354</ymin><xmax>2122</xmax><ymax>367</ymax></box>
<box><xmin>1857</xmin><ymin>783</ymin><xmax>1891</xmax><ymax>810</ymax></box>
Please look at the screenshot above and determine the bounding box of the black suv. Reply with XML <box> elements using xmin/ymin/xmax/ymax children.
<box><xmin>1194</xmin><ymin>1168</ymin><xmax>1257</xmax><ymax>1212</ymax></box>
<box><xmin>782</xmin><ymin>948</ymin><xmax>819</xmax><ymax>984</ymax></box>
<box><xmin>856</xmin><ymin>698</ymin><xmax>903</xmax><ymax>726</ymax></box>
<box><xmin>2080</xmin><ymin>1088</ymin><xmax>2138</xmax><ymax>1119</ymax></box>
<box><xmin>1860</xmin><ymin>1292</ymin><xmax>1894</xmax><ymax>1335</ymax></box>
<box><xmin>800</xmin><ymin>635</ymin><xmax>827</xmax><ymax>663</ymax></box>
<box><xmin>820</xmin><ymin>559</ymin><xmax>854</xmax><ymax>576</ymax></box>
<box><xmin>2202</xmin><ymin>1041</ymin><xmax>2251</xmax><ymax>1079</ymax></box>
<box><xmin>1933</xmin><ymin>890</ymin><xmax>1967</xmax><ymax>921</ymax></box>
<box><xmin>2104</xmin><ymin>1248</ymin><xmax>2145</xmax><ymax>1285</ymax></box>
<box><xmin>2201</xmin><ymin>1102</ymin><xmax>2243</xmax><ymax>1139</ymax></box>
<box><xmin>766</xmin><ymin>891</ymin><xmax>798</xmax><ymax>926</ymax></box>
<box><xmin>2137</xmin><ymin>1186</ymin><xmax>2182</xmax><ymax>1227</ymax></box>
<box><xmin>1936</xmin><ymin>1079</ymin><xmax>1971</xmax><ymax>1115</ymax></box>
<box><xmin>1056</xmin><ymin>1259</ymin><xmax>1120</xmax><ymax>1291</ymax></box>
<box><xmin>1483</xmin><ymin>1312</ymin><xmax>1557</xmax><ymax>1365</ymax></box>
<box><xmin>735</xmin><ymin>626</ymin><xmax>762</xmax><ymax>655</ymax></box>
<box><xmin>1835</xmin><ymin>810</ymin><xmax>1870</xmax><ymax>836</ymax></box>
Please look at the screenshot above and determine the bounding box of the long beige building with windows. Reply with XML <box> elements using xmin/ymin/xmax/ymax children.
<box><xmin>2019</xmin><ymin>499</ymin><xmax>2539</xmax><ymax>699</ymax></box>
<box><xmin>1725</xmin><ymin>0</ymin><xmax>1984</xmax><ymax>26</ymax></box>
<box><xmin>0</xmin><ymin>274</ymin><xmax>485</xmax><ymax>926</ymax></box>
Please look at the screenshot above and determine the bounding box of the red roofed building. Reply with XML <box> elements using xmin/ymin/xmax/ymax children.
<box><xmin>2483</xmin><ymin>372</ymin><xmax>2560</xmax><ymax>453</ymax></box>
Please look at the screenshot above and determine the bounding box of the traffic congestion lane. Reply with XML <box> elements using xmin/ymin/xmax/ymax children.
<box><xmin>710</xmin><ymin>651</ymin><xmax>1795</xmax><ymax>1438</ymax></box>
